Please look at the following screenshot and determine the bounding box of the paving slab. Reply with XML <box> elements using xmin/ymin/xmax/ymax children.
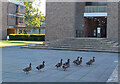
<box><xmin>2</xmin><ymin>47</ymin><xmax>118</xmax><ymax>82</ymax></box>
<box><xmin>107</xmin><ymin>65</ymin><xmax>118</xmax><ymax>82</ymax></box>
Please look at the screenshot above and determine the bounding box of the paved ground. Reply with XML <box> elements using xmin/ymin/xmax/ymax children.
<box><xmin>2</xmin><ymin>46</ymin><xmax>118</xmax><ymax>82</ymax></box>
<box><xmin>107</xmin><ymin>65</ymin><xmax>118</xmax><ymax>82</ymax></box>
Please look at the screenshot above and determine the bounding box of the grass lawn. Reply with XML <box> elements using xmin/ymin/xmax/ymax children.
<box><xmin>0</xmin><ymin>40</ymin><xmax>44</xmax><ymax>47</ymax></box>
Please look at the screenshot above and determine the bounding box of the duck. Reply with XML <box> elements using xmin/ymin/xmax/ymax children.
<box><xmin>92</xmin><ymin>57</ymin><xmax>95</xmax><ymax>63</ymax></box>
<box><xmin>73</xmin><ymin>56</ymin><xmax>80</xmax><ymax>64</ymax></box>
<box><xmin>76</xmin><ymin>57</ymin><xmax>82</xmax><ymax>66</ymax></box>
<box><xmin>63</xmin><ymin>59</ymin><xmax>70</xmax><ymax>67</ymax></box>
<box><xmin>36</xmin><ymin>61</ymin><xmax>45</xmax><ymax>72</ymax></box>
<box><xmin>62</xmin><ymin>65</ymin><xmax>69</xmax><ymax>71</ymax></box>
<box><xmin>86</xmin><ymin>59</ymin><xmax>93</xmax><ymax>66</ymax></box>
<box><xmin>23</xmin><ymin>63</ymin><xmax>32</xmax><ymax>74</ymax></box>
<box><xmin>55</xmin><ymin>59</ymin><xmax>63</xmax><ymax>69</ymax></box>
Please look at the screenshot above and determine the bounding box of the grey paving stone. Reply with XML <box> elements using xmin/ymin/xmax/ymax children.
<box><xmin>107</xmin><ymin>65</ymin><xmax>118</xmax><ymax>82</ymax></box>
<box><xmin>2</xmin><ymin>47</ymin><xmax>118</xmax><ymax>82</ymax></box>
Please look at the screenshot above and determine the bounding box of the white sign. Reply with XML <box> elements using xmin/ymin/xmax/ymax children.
<box><xmin>97</xmin><ymin>28</ymin><xmax>101</xmax><ymax>34</ymax></box>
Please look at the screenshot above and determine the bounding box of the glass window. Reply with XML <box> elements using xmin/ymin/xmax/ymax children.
<box><xmin>86</xmin><ymin>2</ymin><xmax>107</xmax><ymax>6</ymax></box>
<box><xmin>19</xmin><ymin>18</ymin><xmax>23</xmax><ymax>23</ymax></box>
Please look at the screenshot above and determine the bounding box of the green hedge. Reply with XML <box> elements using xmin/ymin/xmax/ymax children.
<box><xmin>9</xmin><ymin>34</ymin><xmax>45</xmax><ymax>41</ymax></box>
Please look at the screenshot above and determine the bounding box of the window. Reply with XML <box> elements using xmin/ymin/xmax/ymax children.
<box><xmin>19</xmin><ymin>6</ymin><xmax>24</xmax><ymax>12</ymax></box>
<box><xmin>16</xmin><ymin>17</ymin><xmax>24</xmax><ymax>25</ymax></box>
<box><xmin>19</xmin><ymin>18</ymin><xmax>24</xmax><ymax>23</ymax></box>
<box><xmin>21</xmin><ymin>6</ymin><xmax>24</xmax><ymax>9</ymax></box>
<box><xmin>86</xmin><ymin>2</ymin><xmax>107</xmax><ymax>6</ymax></box>
<box><xmin>16</xmin><ymin>17</ymin><xmax>18</xmax><ymax>25</ymax></box>
<box><xmin>11</xmin><ymin>16</ymin><xmax>14</xmax><ymax>19</ymax></box>
<box><xmin>16</xmin><ymin>5</ymin><xmax>18</xmax><ymax>13</ymax></box>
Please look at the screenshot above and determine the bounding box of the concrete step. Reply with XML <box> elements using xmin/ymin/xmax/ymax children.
<box><xmin>49</xmin><ymin>38</ymin><xmax>118</xmax><ymax>47</ymax></box>
<box><xmin>57</xmin><ymin>45</ymin><xmax>118</xmax><ymax>50</ymax></box>
<box><xmin>26</xmin><ymin>37</ymin><xmax>119</xmax><ymax>53</ymax></box>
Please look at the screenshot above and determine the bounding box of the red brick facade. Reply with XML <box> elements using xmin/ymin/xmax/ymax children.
<box><xmin>7</xmin><ymin>2</ymin><xmax>25</xmax><ymax>37</ymax></box>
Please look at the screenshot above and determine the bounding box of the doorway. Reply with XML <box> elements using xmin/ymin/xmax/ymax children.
<box><xmin>84</xmin><ymin>17</ymin><xmax>107</xmax><ymax>38</ymax></box>
<box><xmin>7</xmin><ymin>28</ymin><xmax>15</xmax><ymax>35</ymax></box>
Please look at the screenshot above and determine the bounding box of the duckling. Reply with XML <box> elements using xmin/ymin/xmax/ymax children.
<box><xmin>73</xmin><ymin>56</ymin><xmax>80</xmax><ymax>64</ymax></box>
<box><xmin>92</xmin><ymin>57</ymin><xmax>95</xmax><ymax>63</ymax></box>
<box><xmin>63</xmin><ymin>59</ymin><xmax>70</xmax><ymax>67</ymax></box>
<box><xmin>36</xmin><ymin>61</ymin><xmax>45</xmax><ymax>72</ymax></box>
<box><xmin>55</xmin><ymin>59</ymin><xmax>63</xmax><ymax>69</ymax></box>
<box><xmin>23</xmin><ymin>63</ymin><xmax>32</xmax><ymax>74</ymax></box>
<box><xmin>76</xmin><ymin>57</ymin><xmax>82</xmax><ymax>66</ymax></box>
<box><xmin>86</xmin><ymin>59</ymin><xmax>93</xmax><ymax>66</ymax></box>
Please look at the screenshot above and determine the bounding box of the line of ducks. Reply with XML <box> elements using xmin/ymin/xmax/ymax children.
<box><xmin>23</xmin><ymin>61</ymin><xmax>45</xmax><ymax>74</ymax></box>
<box><xmin>56</xmin><ymin>57</ymin><xmax>95</xmax><ymax>71</ymax></box>
<box><xmin>23</xmin><ymin>57</ymin><xmax>95</xmax><ymax>74</ymax></box>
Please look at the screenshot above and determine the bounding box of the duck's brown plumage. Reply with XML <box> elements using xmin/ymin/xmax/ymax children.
<box><xmin>23</xmin><ymin>63</ymin><xmax>32</xmax><ymax>74</ymax></box>
<box><xmin>56</xmin><ymin>59</ymin><xmax>63</xmax><ymax>69</ymax></box>
<box><xmin>62</xmin><ymin>65</ymin><xmax>68</xmax><ymax>71</ymax></box>
<box><xmin>76</xmin><ymin>57</ymin><xmax>82</xmax><ymax>65</ymax></box>
<box><xmin>86</xmin><ymin>59</ymin><xmax>93</xmax><ymax>65</ymax></box>
<box><xmin>73</xmin><ymin>57</ymin><xmax>79</xmax><ymax>64</ymax></box>
<box><xmin>63</xmin><ymin>59</ymin><xmax>70</xmax><ymax>67</ymax></box>
<box><xmin>36</xmin><ymin>61</ymin><xmax>45</xmax><ymax>71</ymax></box>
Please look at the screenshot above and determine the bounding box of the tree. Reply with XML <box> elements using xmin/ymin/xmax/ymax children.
<box><xmin>24</xmin><ymin>2</ymin><xmax>45</xmax><ymax>27</ymax></box>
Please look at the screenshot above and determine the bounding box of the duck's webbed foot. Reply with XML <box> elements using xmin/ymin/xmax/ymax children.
<box><xmin>26</xmin><ymin>72</ymin><xmax>29</xmax><ymax>74</ymax></box>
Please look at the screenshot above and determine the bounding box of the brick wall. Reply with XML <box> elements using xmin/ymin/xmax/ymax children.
<box><xmin>107</xmin><ymin>2</ymin><xmax>119</xmax><ymax>42</ymax></box>
<box><xmin>0</xmin><ymin>1</ymin><xmax>2</xmax><ymax>40</ymax></box>
<box><xmin>118</xmin><ymin>2</ymin><xmax>120</xmax><ymax>44</ymax></box>
<box><xmin>8</xmin><ymin>2</ymin><xmax>17</xmax><ymax>14</ymax></box>
<box><xmin>7</xmin><ymin>28</ymin><xmax>15</xmax><ymax>35</ymax></box>
<box><xmin>75</xmin><ymin>2</ymin><xmax>85</xmax><ymax>37</ymax></box>
<box><xmin>8</xmin><ymin>15</ymin><xmax>16</xmax><ymax>26</ymax></box>
<box><xmin>2</xmin><ymin>2</ymin><xmax>8</xmax><ymax>39</ymax></box>
<box><xmin>45</xmin><ymin>2</ymin><xmax>85</xmax><ymax>41</ymax></box>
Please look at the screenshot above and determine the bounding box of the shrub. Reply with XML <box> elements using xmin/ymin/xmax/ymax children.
<box><xmin>9</xmin><ymin>34</ymin><xmax>45</xmax><ymax>41</ymax></box>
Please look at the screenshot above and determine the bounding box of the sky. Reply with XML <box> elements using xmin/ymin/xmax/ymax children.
<box><xmin>32</xmin><ymin>0</ymin><xmax>46</xmax><ymax>16</ymax></box>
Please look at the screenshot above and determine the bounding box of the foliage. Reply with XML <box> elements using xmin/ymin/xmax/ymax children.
<box><xmin>9</xmin><ymin>34</ymin><xmax>45</xmax><ymax>41</ymax></box>
<box><xmin>24</xmin><ymin>2</ymin><xmax>45</xmax><ymax>27</ymax></box>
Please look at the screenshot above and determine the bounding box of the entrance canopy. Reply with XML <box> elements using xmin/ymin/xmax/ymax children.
<box><xmin>84</xmin><ymin>13</ymin><xmax>107</xmax><ymax>17</ymax></box>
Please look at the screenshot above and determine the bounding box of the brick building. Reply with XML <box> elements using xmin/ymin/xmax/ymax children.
<box><xmin>45</xmin><ymin>1</ymin><xmax>119</xmax><ymax>42</ymax></box>
<box><xmin>0</xmin><ymin>0</ymin><xmax>25</xmax><ymax>39</ymax></box>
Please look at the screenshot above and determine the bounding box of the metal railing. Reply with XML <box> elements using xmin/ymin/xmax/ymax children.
<box><xmin>85</xmin><ymin>6</ymin><xmax>107</xmax><ymax>13</ymax></box>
